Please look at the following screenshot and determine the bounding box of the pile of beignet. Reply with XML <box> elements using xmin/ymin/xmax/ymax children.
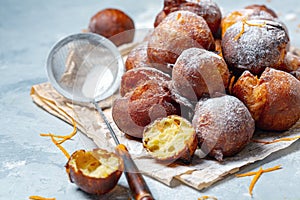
<box><xmin>112</xmin><ymin>0</ymin><xmax>300</xmax><ymax>162</ymax></box>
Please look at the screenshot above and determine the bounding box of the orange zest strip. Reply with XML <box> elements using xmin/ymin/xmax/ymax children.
<box><xmin>234</xmin><ymin>19</ymin><xmax>266</xmax><ymax>41</ymax></box>
<box><xmin>39</xmin><ymin>116</ymin><xmax>76</xmax><ymax>159</ymax></box>
<box><xmin>236</xmin><ymin>165</ymin><xmax>281</xmax><ymax>177</ymax></box>
<box><xmin>234</xmin><ymin>21</ymin><xmax>245</xmax><ymax>41</ymax></box>
<box><xmin>176</xmin><ymin>13</ymin><xmax>182</xmax><ymax>20</ymax></box>
<box><xmin>40</xmin><ymin>118</ymin><xmax>77</xmax><ymax>145</ymax></box>
<box><xmin>236</xmin><ymin>165</ymin><xmax>282</xmax><ymax>196</ymax></box>
<box><xmin>40</xmin><ymin>133</ymin><xmax>65</xmax><ymax>139</ymax></box>
<box><xmin>198</xmin><ymin>195</ymin><xmax>218</xmax><ymax>200</ymax></box>
<box><xmin>249</xmin><ymin>167</ymin><xmax>263</xmax><ymax>196</ymax></box>
<box><xmin>244</xmin><ymin>20</ymin><xmax>266</xmax><ymax>27</ymax></box>
<box><xmin>29</xmin><ymin>195</ymin><xmax>56</xmax><ymax>200</ymax></box>
<box><xmin>34</xmin><ymin>91</ymin><xmax>78</xmax><ymax>159</ymax></box>
<box><xmin>50</xmin><ymin>135</ymin><xmax>70</xmax><ymax>159</ymax></box>
<box><xmin>252</xmin><ymin>136</ymin><xmax>300</xmax><ymax>144</ymax></box>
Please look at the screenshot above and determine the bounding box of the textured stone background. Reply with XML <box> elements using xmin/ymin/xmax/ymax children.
<box><xmin>1</xmin><ymin>0</ymin><xmax>300</xmax><ymax>199</ymax></box>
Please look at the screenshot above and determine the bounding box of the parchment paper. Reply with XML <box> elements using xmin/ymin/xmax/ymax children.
<box><xmin>30</xmin><ymin>44</ymin><xmax>300</xmax><ymax>190</ymax></box>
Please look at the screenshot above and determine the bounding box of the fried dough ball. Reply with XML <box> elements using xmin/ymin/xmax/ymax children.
<box><xmin>232</xmin><ymin>68</ymin><xmax>300</xmax><ymax>131</ymax></box>
<box><xmin>120</xmin><ymin>67</ymin><xmax>171</xmax><ymax>97</ymax></box>
<box><xmin>192</xmin><ymin>95</ymin><xmax>255</xmax><ymax>161</ymax></box>
<box><xmin>179</xmin><ymin>0</ymin><xmax>222</xmax><ymax>37</ymax></box>
<box><xmin>221</xmin><ymin>5</ymin><xmax>277</xmax><ymax>37</ymax></box>
<box><xmin>222</xmin><ymin>19</ymin><xmax>289</xmax><ymax>76</ymax></box>
<box><xmin>112</xmin><ymin>97</ymin><xmax>144</xmax><ymax>138</ymax></box>
<box><xmin>125</xmin><ymin>42</ymin><xmax>152</xmax><ymax>71</ymax></box>
<box><xmin>172</xmin><ymin>48</ymin><xmax>229</xmax><ymax>102</ymax></box>
<box><xmin>279</xmin><ymin>51</ymin><xmax>300</xmax><ymax>73</ymax></box>
<box><xmin>148</xmin><ymin>11</ymin><xmax>215</xmax><ymax>71</ymax></box>
<box><xmin>284</xmin><ymin>48</ymin><xmax>300</xmax><ymax>80</ymax></box>
<box><xmin>154</xmin><ymin>0</ymin><xmax>222</xmax><ymax>37</ymax></box>
<box><xmin>154</xmin><ymin>10</ymin><xmax>168</xmax><ymax>27</ymax></box>
<box><xmin>125</xmin><ymin>41</ymin><xmax>173</xmax><ymax>74</ymax></box>
<box><xmin>88</xmin><ymin>8</ymin><xmax>135</xmax><ymax>46</ymax></box>
<box><xmin>245</xmin><ymin>4</ymin><xmax>278</xmax><ymax>18</ymax></box>
<box><xmin>66</xmin><ymin>149</ymin><xmax>123</xmax><ymax>194</ymax></box>
<box><xmin>143</xmin><ymin>115</ymin><xmax>198</xmax><ymax>164</ymax></box>
<box><xmin>112</xmin><ymin>81</ymin><xmax>180</xmax><ymax>138</ymax></box>
<box><xmin>163</xmin><ymin>0</ymin><xmax>185</xmax><ymax>8</ymax></box>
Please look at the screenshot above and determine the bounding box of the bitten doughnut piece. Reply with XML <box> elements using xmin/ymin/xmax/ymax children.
<box><xmin>192</xmin><ymin>95</ymin><xmax>255</xmax><ymax>161</ymax></box>
<box><xmin>65</xmin><ymin>149</ymin><xmax>123</xmax><ymax>195</ymax></box>
<box><xmin>88</xmin><ymin>8</ymin><xmax>135</xmax><ymax>46</ymax></box>
<box><xmin>232</xmin><ymin>68</ymin><xmax>300</xmax><ymax>131</ymax></box>
<box><xmin>172</xmin><ymin>48</ymin><xmax>229</xmax><ymax>102</ymax></box>
<box><xmin>112</xmin><ymin>80</ymin><xmax>180</xmax><ymax>138</ymax></box>
<box><xmin>148</xmin><ymin>10</ymin><xmax>215</xmax><ymax>69</ymax></box>
<box><xmin>143</xmin><ymin>115</ymin><xmax>198</xmax><ymax>164</ymax></box>
<box><xmin>222</xmin><ymin>19</ymin><xmax>289</xmax><ymax>75</ymax></box>
<box><xmin>120</xmin><ymin>67</ymin><xmax>171</xmax><ymax>97</ymax></box>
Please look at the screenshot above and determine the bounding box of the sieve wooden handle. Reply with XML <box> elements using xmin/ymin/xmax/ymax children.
<box><xmin>115</xmin><ymin>144</ymin><xmax>154</xmax><ymax>200</ymax></box>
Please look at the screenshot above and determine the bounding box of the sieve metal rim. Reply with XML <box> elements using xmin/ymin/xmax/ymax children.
<box><xmin>46</xmin><ymin>32</ymin><xmax>124</xmax><ymax>103</ymax></box>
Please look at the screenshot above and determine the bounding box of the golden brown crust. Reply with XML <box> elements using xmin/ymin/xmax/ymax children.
<box><xmin>128</xmin><ymin>81</ymin><xmax>180</xmax><ymax>126</ymax></box>
<box><xmin>120</xmin><ymin>67</ymin><xmax>171</xmax><ymax>97</ymax></box>
<box><xmin>143</xmin><ymin>115</ymin><xmax>198</xmax><ymax>164</ymax></box>
<box><xmin>178</xmin><ymin>0</ymin><xmax>222</xmax><ymax>37</ymax></box>
<box><xmin>88</xmin><ymin>8</ymin><xmax>135</xmax><ymax>46</ymax></box>
<box><xmin>172</xmin><ymin>48</ymin><xmax>229</xmax><ymax>102</ymax></box>
<box><xmin>148</xmin><ymin>10</ymin><xmax>215</xmax><ymax>68</ymax></box>
<box><xmin>279</xmin><ymin>52</ymin><xmax>300</xmax><ymax>72</ymax></box>
<box><xmin>112</xmin><ymin>96</ymin><xmax>144</xmax><ymax>138</ymax></box>
<box><xmin>192</xmin><ymin>95</ymin><xmax>255</xmax><ymax>161</ymax></box>
<box><xmin>65</xmin><ymin>149</ymin><xmax>123</xmax><ymax>195</ymax></box>
<box><xmin>233</xmin><ymin>68</ymin><xmax>300</xmax><ymax>131</ymax></box>
<box><xmin>222</xmin><ymin>19</ymin><xmax>289</xmax><ymax>75</ymax></box>
<box><xmin>230</xmin><ymin>71</ymin><xmax>266</xmax><ymax>121</ymax></box>
<box><xmin>125</xmin><ymin>41</ymin><xmax>174</xmax><ymax>74</ymax></box>
<box><xmin>113</xmin><ymin>80</ymin><xmax>181</xmax><ymax>138</ymax></box>
<box><xmin>154</xmin><ymin>10</ymin><xmax>168</xmax><ymax>27</ymax></box>
<box><xmin>125</xmin><ymin>42</ymin><xmax>152</xmax><ymax>71</ymax></box>
<box><xmin>154</xmin><ymin>0</ymin><xmax>222</xmax><ymax>37</ymax></box>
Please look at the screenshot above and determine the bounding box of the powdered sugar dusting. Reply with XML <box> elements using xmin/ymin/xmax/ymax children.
<box><xmin>222</xmin><ymin>19</ymin><xmax>289</xmax><ymax>74</ymax></box>
<box><xmin>148</xmin><ymin>10</ymin><xmax>215</xmax><ymax>65</ymax></box>
<box><xmin>194</xmin><ymin>95</ymin><xmax>254</xmax><ymax>136</ymax></box>
<box><xmin>192</xmin><ymin>95</ymin><xmax>255</xmax><ymax>160</ymax></box>
<box><xmin>172</xmin><ymin>48</ymin><xmax>229</xmax><ymax>100</ymax></box>
<box><xmin>3</xmin><ymin>160</ymin><xmax>26</xmax><ymax>170</ymax></box>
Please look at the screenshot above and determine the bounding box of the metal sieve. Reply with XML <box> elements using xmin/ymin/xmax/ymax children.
<box><xmin>46</xmin><ymin>32</ymin><xmax>153</xmax><ymax>200</ymax></box>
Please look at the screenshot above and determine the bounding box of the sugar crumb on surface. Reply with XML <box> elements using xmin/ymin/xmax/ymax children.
<box><xmin>284</xmin><ymin>13</ymin><xmax>297</xmax><ymax>21</ymax></box>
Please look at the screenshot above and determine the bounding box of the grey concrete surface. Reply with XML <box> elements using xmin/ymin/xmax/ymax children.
<box><xmin>1</xmin><ymin>0</ymin><xmax>300</xmax><ymax>199</ymax></box>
